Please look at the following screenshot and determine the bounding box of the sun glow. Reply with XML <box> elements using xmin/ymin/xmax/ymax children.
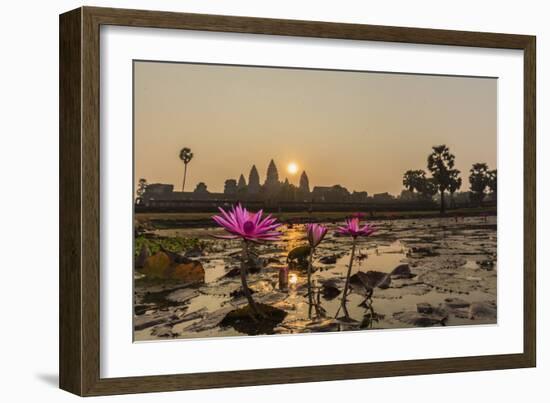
<box><xmin>288</xmin><ymin>273</ymin><xmax>298</xmax><ymax>287</ymax></box>
<box><xmin>287</xmin><ymin>162</ymin><xmax>299</xmax><ymax>175</ymax></box>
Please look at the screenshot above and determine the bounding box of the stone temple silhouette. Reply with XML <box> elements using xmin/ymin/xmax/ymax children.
<box><xmin>137</xmin><ymin>159</ymin><xmax>376</xmax><ymax>209</ymax></box>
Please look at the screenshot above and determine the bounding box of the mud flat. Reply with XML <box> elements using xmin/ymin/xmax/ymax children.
<box><xmin>134</xmin><ymin>215</ymin><xmax>497</xmax><ymax>341</ymax></box>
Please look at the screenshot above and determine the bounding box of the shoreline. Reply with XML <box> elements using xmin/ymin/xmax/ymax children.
<box><xmin>136</xmin><ymin>207</ymin><xmax>497</xmax><ymax>229</ymax></box>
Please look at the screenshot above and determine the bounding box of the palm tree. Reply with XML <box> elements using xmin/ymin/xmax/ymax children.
<box><xmin>136</xmin><ymin>178</ymin><xmax>148</xmax><ymax>204</ymax></box>
<box><xmin>448</xmin><ymin>169</ymin><xmax>462</xmax><ymax>208</ymax></box>
<box><xmin>179</xmin><ymin>147</ymin><xmax>194</xmax><ymax>192</ymax></box>
<box><xmin>427</xmin><ymin>145</ymin><xmax>456</xmax><ymax>214</ymax></box>
<box><xmin>136</xmin><ymin>178</ymin><xmax>148</xmax><ymax>198</ymax></box>
<box><xmin>469</xmin><ymin>163</ymin><xmax>489</xmax><ymax>205</ymax></box>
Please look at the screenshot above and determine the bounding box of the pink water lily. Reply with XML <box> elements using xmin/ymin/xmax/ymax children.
<box><xmin>337</xmin><ymin>217</ymin><xmax>376</xmax><ymax>238</ymax></box>
<box><xmin>306</xmin><ymin>223</ymin><xmax>328</xmax><ymax>248</ymax></box>
<box><xmin>212</xmin><ymin>204</ymin><xmax>281</xmax><ymax>242</ymax></box>
<box><xmin>336</xmin><ymin>215</ymin><xmax>376</xmax><ymax>320</ymax></box>
<box><xmin>212</xmin><ymin>204</ymin><xmax>281</xmax><ymax>320</ymax></box>
<box><xmin>304</xmin><ymin>223</ymin><xmax>328</xmax><ymax>319</ymax></box>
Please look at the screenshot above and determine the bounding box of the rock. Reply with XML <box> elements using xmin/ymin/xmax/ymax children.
<box><xmin>141</xmin><ymin>251</ymin><xmax>205</xmax><ymax>283</ymax></box>
<box><xmin>444</xmin><ymin>297</ymin><xmax>470</xmax><ymax>309</ymax></box>
<box><xmin>319</xmin><ymin>255</ymin><xmax>338</xmax><ymax>264</ymax></box>
<box><xmin>469</xmin><ymin>301</ymin><xmax>497</xmax><ymax>320</ymax></box>
<box><xmin>391</xmin><ymin>264</ymin><xmax>416</xmax><ymax>279</ymax></box>
<box><xmin>417</xmin><ymin>302</ymin><xmax>434</xmax><ymax>314</ymax></box>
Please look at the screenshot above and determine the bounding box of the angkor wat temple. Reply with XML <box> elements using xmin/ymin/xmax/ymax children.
<box><xmin>136</xmin><ymin>159</ymin><xmax>378</xmax><ymax>211</ymax></box>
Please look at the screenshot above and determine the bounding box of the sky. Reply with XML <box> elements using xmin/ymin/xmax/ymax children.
<box><xmin>134</xmin><ymin>61</ymin><xmax>496</xmax><ymax>195</ymax></box>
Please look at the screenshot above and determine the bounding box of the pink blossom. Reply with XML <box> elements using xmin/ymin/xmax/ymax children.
<box><xmin>336</xmin><ymin>217</ymin><xmax>376</xmax><ymax>238</ymax></box>
<box><xmin>212</xmin><ymin>204</ymin><xmax>281</xmax><ymax>242</ymax></box>
<box><xmin>306</xmin><ymin>223</ymin><xmax>328</xmax><ymax>248</ymax></box>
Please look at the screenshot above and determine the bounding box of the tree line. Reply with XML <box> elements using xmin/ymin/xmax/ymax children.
<box><xmin>403</xmin><ymin>145</ymin><xmax>496</xmax><ymax>213</ymax></box>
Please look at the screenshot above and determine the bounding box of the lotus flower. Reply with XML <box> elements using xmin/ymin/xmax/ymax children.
<box><xmin>337</xmin><ymin>217</ymin><xmax>376</xmax><ymax>238</ymax></box>
<box><xmin>212</xmin><ymin>204</ymin><xmax>281</xmax><ymax>242</ymax></box>
<box><xmin>335</xmin><ymin>216</ymin><xmax>376</xmax><ymax>320</ymax></box>
<box><xmin>303</xmin><ymin>223</ymin><xmax>328</xmax><ymax>319</ymax></box>
<box><xmin>212</xmin><ymin>204</ymin><xmax>280</xmax><ymax>320</ymax></box>
<box><xmin>306</xmin><ymin>223</ymin><xmax>328</xmax><ymax>248</ymax></box>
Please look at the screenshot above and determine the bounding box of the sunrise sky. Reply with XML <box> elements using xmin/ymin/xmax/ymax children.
<box><xmin>134</xmin><ymin>61</ymin><xmax>496</xmax><ymax>195</ymax></box>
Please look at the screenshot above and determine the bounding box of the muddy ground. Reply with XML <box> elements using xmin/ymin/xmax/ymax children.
<box><xmin>134</xmin><ymin>215</ymin><xmax>497</xmax><ymax>340</ymax></box>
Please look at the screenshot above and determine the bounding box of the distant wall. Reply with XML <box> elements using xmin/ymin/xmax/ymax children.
<box><xmin>134</xmin><ymin>198</ymin><xmax>496</xmax><ymax>213</ymax></box>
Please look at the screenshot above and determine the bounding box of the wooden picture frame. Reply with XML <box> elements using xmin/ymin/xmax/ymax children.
<box><xmin>59</xmin><ymin>6</ymin><xmax>536</xmax><ymax>396</ymax></box>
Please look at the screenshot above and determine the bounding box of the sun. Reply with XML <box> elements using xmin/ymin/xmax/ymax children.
<box><xmin>287</xmin><ymin>162</ymin><xmax>299</xmax><ymax>175</ymax></box>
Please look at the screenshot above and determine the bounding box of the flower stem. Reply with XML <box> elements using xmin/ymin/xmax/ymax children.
<box><xmin>307</xmin><ymin>248</ymin><xmax>314</xmax><ymax>319</ymax></box>
<box><xmin>240</xmin><ymin>240</ymin><xmax>262</xmax><ymax>320</ymax></box>
<box><xmin>337</xmin><ymin>238</ymin><xmax>357</xmax><ymax>319</ymax></box>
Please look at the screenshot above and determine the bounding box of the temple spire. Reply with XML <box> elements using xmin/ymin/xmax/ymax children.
<box><xmin>248</xmin><ymin>165</ymin><xmax>260</xmax><ymax>194</ymax></box>
<box><xmin>265</xmin><ymin>159</ymin><xmax>280</xmax><ymax>187</ymax></box>
<box><xmin>299</xmin><ymin>171</ymin><xmax>310</xmax><ymax>193</ymax></box>
<box><xmin>237</xmin><ymin>174</ymin><xmax>247</xmax><ymax>191</ymax></box>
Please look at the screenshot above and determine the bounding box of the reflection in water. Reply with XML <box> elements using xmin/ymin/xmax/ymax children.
<box><xmin>288</xmin><ymin>273</ymin><xmax>298</xmax><ymax>287</ymax></box>
<box><xmin>360</xmin><ymin>298</ymin><xmax>380</xmax><ymax>329</ymax></box>
<box><xmin>283</xmin><ymin>225</ymin><xmax>306</xmax><ymax>254</ymax></box>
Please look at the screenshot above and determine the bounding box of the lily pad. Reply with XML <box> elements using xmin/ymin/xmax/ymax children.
<box><xmin>220</xmin><ymin>303</ymin><xmax>287</xmax><ymax>335</ymax></box>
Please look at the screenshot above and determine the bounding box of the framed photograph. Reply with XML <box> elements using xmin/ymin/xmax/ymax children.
<box><xmin>59</xmin><ymin>6</ymin><xmax>536</xmax><ymax>396</ymax></box>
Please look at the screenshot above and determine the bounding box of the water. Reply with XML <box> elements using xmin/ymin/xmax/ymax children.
<box><xmin>135</xmin><ymin>215</ymin><xmax>497</xmax><ymax>340</ymax></box>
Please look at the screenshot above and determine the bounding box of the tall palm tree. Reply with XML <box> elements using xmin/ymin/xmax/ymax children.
<box><xmin>469</xmin><ymin>163</ymin><xmax>489</xmax><ymax>205</ymax></box>
<box><xmin>427</xmin><ymin>145</ymin><xmax>456</xmax><ymax>214</ymax></box>
<box><xmin>179</xmin><ymin>147</ymin><xmax>194</xmax><ymax>192</ymax></box>
<box><xmin>448</xmin><ymin>169</ymin><xmax>462</xmax><ymax>208</ymax></box>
